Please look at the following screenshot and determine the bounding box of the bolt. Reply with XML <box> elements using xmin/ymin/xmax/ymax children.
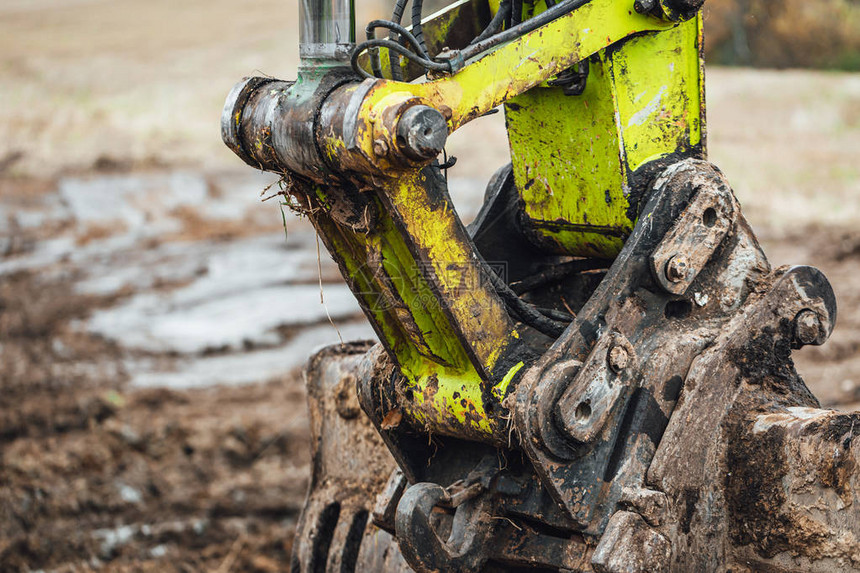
<box><xmin>396</xmin><ymin>105</ymin><xmax>448</xmax><ymax>161</ymax></box>
<box><xmin>634</xmin><ymin>0</ymin><xmax>656</xmax><ymax>14</ymax></box>
<box><xmin>665</xmin><ymin>255</ymin><xmax>690</xmax><ymax>283</ymax></box>
<box><xmin>373</xmin><ymin>138</ymin><xmax>389</xmax><ymax>157</ymax></box>
<box><xmin>794</xmin><ymin>309</ymin><xmax>822</xmax><ymax>346</ymax></box>
<box><xmin>608</xmin><ymin>345</ymin><xmax>629</xmax><ymax>373</ymax></box>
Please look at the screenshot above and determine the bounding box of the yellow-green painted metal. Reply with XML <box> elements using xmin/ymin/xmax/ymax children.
<box><xmin>506</xmin><ymin>16</ymin><xmax>705</xmax><ymax>257</ymax></box>
<box><xmin>399</xmin><ymin>360</ymin><xmax>525</xmax><ymax>440</ymax></box>
<box><xmin>309</xmin><ymin>0</ymin><xmax>705</xmax><ymax>442</ymax></box>
<box><xmin>375</xmin><ymin>171</ymin><xmax>521</xmax><ymax>374</ymax></box>
<box><xmin>349</xmin><ymin>0</ymin><xmax>679</xmax><ymax>142</ymax></box>
<box><xmin>307</xmin><ymin>170</ymin><xmax>527</xmax><ymax>443</ymax></box>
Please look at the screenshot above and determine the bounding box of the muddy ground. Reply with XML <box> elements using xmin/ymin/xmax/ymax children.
<box><xmin>1</xmin><ymin>1</ymin><xmax>860</xmax><ymax>571</ymax></box>
<box><xmin>1</xmin><ymin>182</ymin><xmax>858</xmax><ymax>573</ymax></box>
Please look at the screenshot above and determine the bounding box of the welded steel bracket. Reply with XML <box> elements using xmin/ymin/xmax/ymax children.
<box><xmin>513</xmin><ymin>159</ymin><xmax>759</xmax><ymax>534</ymax></box>
<box><xmin>650</xmin><ymin>180</ymin><xmax>738</xmax><ymax>295</ymax></box>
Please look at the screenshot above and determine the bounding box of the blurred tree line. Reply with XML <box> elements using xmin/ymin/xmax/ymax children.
<box><xmin>704</xmin><ymin>0</ymin><xmax>860</xmax><ymax>70</ymax></box>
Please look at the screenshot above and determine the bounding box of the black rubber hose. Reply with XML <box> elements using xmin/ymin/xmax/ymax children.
<box><xmin>510</xmin><ymin>258</ymin><xmax>610</xmax><ymax>295</ymax></box>
<box><xmin>352</xmin><ymin>39</ymin><xmax>451</xmax><ymax>79</ymax></box>
<box><xmin>470</xmin><ymin>0</ymin><xmax>511</xmax><ymax>45</ymax></box>
<box><xmin>411</xmin><ymin>0</ymin><xmax>427</xmax><ymax>55</ymax></box>
<box><xmin>511</xmin><ymin>0</ymin><xmax>523</xmax><ymax>26</ymax></box>
<box><xmin>359</xmin><ymin>0</ymin><xmax>591</xmax><ymax>79</ymax></box>
<box><xmin>484</xmin><ymin>267</ymin><xmax>569</xmax><ymax>338</ymax></box>
<box><xmin>537</xmin><ymin>307</ymin><xmax>575</xmax><ymax>322</ymax></box>
<box><xmin>365</xmin><ymin>23</ymin><xmax>384</xmax><ymax>77</ymax></box>
<box><xmin>366</xmin><ymin>20</ymin><xmax>429</xmax><ymax>57</ymax></box>
<box><xmin>388</xmin><ymin>0</ymin><xmax>408</xmax><ymax>80</ymax></box>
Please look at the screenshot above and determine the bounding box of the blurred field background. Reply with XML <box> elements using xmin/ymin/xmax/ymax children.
<box><xmin>1</xmin><ymin>0</ymin><xmax>859</xmax><ymax>571</ymax></box>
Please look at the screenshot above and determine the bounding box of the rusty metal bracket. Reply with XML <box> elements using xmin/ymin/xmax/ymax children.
<box><xmin>650</xmin><ymin>181</ymin><xmax>738</xmax><ymax>295</ymax></box>
<box><xmin>554</xmin><ymin>332</ymin><xmax>639</xmax><ymax>448</ymax></box>
<box><xmin>514</xmin><ymin>159</ymin><xmax>769</xmax><ymax>533</ymax></box>
<box><xmin>394</xmin><ymin>482</ymin><xmax>495</xmax><ymax>573</ymax></box>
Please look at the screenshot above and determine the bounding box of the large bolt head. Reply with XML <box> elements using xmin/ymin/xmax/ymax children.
<box><xmin>794</xmin><ymin>309</ymin><xmax>822</xmax><ymax>346</ymax></box>
<box><xmin>665</xmin><ymin>255</ymin><xmax>691</xmax><ymax>283</ymax></box>
<box><xmin>634</xmin><ymin>0</ymin><xmax>656</xmax><ymax>14</ymax></box>
<box><xmin>396</xmin><ymin>105</ymin><xmax>448</xmax><ymax>161</ymax></box>
<box><xmin>608</xmin><ymin>345</ymin><xmax>629</xmax><ymax>373</ymax></box>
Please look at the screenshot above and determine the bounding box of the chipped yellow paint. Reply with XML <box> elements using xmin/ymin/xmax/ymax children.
<box><xmin>307</xmin><ymin>2</ymin><xmax>704</xmax><ymax>440</ymax></box>
<box><xmin>404</xmin><ymin>367</ymin><xmax>495</xmax><ymax>438</ymax></box>
<box><xmin>309</xmin><ymin>172</ymin><xmax>524</xmax><ymax>442</ymax></box>
<box><xmin>398</xmin><ymin>359</ymin><xmax>526</xmax><ymax>441</ymax></box>
<box><xmin>505</xmin><ymin>16</ymin><xmax>704</xmax><ymax>256</ymax></box>
<box><xmin>351</xmin><ymin>0</ymin><xmax>677</xmax><ymax>143</ymax></box>
<box><xmin>376</xmin><ymin>171</ymin><xmax>518</xmax><ymax>374</ymax></box>
<box><xmin>492</xmin><ymin>361</ymin><xmax>525</xmax><ymax>403</ymax></box>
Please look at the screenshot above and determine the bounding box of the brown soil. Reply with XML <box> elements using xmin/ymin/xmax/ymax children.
<box><xmin>0</xmin><ymin>269</ymin><xmax>311</xmax><ymax>572</ymax></box>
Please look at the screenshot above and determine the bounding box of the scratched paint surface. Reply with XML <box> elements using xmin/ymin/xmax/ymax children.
<box><xmin>345</xmin><ymin>0</ymin><xmax>677</xmax><ymax>170</ymax></box>
<box><xmin>311</xmin><ymin>167</ymin><xmax>527</xmax><ymax>442</ymax></box>
<box><xmin>505</xmin><ymin>17</ymin><xmax>704</xmax><ymax>257</ymax></box>
<box><xmin>306</xmin><ymin>3</ymin><xmax>703</xmax><ymax>438</ymax></box>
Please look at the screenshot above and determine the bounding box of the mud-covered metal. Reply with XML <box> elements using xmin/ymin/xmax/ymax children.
<box><xmin>222</xmin><ymin>0</ymin><xmax>860</xmax><ymax>570</ymax></box>
<box><xmin>291</xmin><ymin>163</ymin><xmax>855</xmax><ymax>572</ymax></box>
<box><xmin>220</xmin><ymin>0</ymin><xmax>697</xmax><ymax>442</ymax></box>
<box><xmin>649</xmin><ymin>178</ymin><xmax>736</xmax><ymax>294</ymax></box>
<box><xmin>513</xmin><ymin>160</ymin><xmax>760</xmax><ymax>532</ymax></box>
<box><xmin>290</xmin><ymin>342</ymin><xmax>399</xmax><ymax>572</ymax></box>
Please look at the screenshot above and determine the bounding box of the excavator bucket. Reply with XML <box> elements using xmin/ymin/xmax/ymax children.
<box><xmin>290</xmin><ymin>342</ymin><xmax>408</xmax><ymax>572</ymax></box>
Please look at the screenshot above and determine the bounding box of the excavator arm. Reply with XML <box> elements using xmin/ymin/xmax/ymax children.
<box><xmin>221</xmin><ymin>0</ymin><xmax>855</xmax><ymax>570</ymax></box>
